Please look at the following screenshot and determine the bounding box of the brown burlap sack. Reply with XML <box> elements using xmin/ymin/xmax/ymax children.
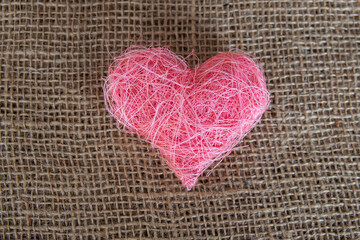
<box><xmin>1</xmin><ymin>1</ymin><xmax>359</xmax><ymax>239</ymax></box>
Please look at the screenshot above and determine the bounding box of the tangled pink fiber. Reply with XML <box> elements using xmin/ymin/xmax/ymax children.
<box><xmin>104</xmin><ymin>46</ymin><xmax>270</xmax><ymax>190</ymax></box>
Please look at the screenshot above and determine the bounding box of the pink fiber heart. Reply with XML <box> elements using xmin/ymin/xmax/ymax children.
<box><xmin>104</xmin><ymin>46</ymin><xmax>270</xmax><ymax>190</ymax></box>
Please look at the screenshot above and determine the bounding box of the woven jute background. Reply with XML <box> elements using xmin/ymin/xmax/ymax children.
<box><xmin>1</xmin><ymin>0</ymin><xmax>360</xmax><ymax>239</ymax></box>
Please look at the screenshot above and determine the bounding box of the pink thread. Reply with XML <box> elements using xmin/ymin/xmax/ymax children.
<box><xmin>104</xmin><ymin>46</ymin><xmax>270</xmax><ymax>190</ymax></box>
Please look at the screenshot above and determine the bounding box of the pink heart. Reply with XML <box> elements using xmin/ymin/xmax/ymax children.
<box><xmin>104</xmin><ymin>46</ymin><xmax>269</xmax><ymax>190</ymax></box>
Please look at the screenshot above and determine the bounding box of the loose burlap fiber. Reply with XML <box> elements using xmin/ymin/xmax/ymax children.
<box><xmin>1</xmin><ymin>1</ymin><xmax>360</xmax><ymax>239</ymax></box>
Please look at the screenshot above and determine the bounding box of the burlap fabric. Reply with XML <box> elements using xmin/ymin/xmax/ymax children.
<box><xmin>1</xmin><ymin>1</ymin><xmax>360</xmax><ymax>239</ymax></box>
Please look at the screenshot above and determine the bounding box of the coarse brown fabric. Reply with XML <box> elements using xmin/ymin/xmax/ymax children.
<box><xmin>1</xmin><ymin>0</ymin><xmax>360</xmax><ymax>239</ymax></box>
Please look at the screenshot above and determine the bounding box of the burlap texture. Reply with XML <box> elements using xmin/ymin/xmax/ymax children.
<box><xmin>1</xmin><ymin>0</ymin><xmax>360</xmax><ymax>239</ymax></box>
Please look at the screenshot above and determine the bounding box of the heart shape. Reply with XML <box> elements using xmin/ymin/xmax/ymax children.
<box><xmin>104</xmin><ymin>46</ymin><xmax>269</xmax><ymax>190</ymax></box>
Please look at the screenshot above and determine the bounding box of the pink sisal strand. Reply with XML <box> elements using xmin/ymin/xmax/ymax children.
<box><xmin>104</xmin><ymin>46</ymin><xmax>270</xmax><ymax>190</ymax></box>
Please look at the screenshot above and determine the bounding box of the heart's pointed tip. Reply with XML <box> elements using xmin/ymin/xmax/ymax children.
<box><xmin>182</xmin><ymin>177</ymin><xmax>199</xmax><ymax>191</ymax></box>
